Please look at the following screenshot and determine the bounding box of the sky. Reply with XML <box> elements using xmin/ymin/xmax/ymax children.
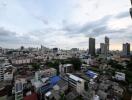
<box><xmin>0</xmin><ymin>0</ymin><xmax>131</xmax><ymax>50</ymax></box>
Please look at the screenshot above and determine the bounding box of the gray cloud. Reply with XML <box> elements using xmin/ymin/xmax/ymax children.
<box><xmin>115</xmin><ymin>11</ymin><xmax>130</xmax><ymax>19</ymax></box>
<box><xmin>0</xmin><ymin>27</ymin><xmax>16</xmax><ymax>36</ymax></box>
<box><xmin>61</xmin><ymin>13</ymin><xmax>132</xmax><ymax>39</ymax></box>
<box><xmin>61</xmin><ymin>15</ymin><xmax>112</xmax><ymax>37</ymax></box>
<box><xmin>0</xmin><ymin>27</ymin><xmax>39</xmax><ymax>45</ymax></box>
<box><xmin>0</xmin><ymin>10</ymin><xmax>131</xmax><ymax>49</ymax></box>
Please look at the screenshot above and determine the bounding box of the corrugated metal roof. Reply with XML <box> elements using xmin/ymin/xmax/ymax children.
<box><xmin>86</xmin><ymin>70</ymin><xmax>97</xmax><ymax>78</ymax></box>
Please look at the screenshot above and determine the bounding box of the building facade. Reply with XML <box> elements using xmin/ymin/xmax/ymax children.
<box><xmin>105</xmin><ymin>36</ymin><xmax>109</xmax><ymax>54</ymax></box>
<box><xmin>100</xmin><ymin>37</ymin><xmax>109</xmax><ymax>55</ymax></box>
<box><xmin>59</xmin><ymin>64</ymin><xmax>73</xmax><ymax>75</ymax></box>
<box><xmin>15</xmin><ymin>79</ymin><xmax>24</xmax><ymax>100</ymax></box>
<box><xmin>122</xmin><ymin>43</ymin><xmax>130</xmax><ymax>56</ymax></box>
<box><xmin>130</xmin><ymin>0</ymin><xmax>132</xmax><ymax>18</ymax></box>
<box><xmin>89</xmin><ymin>38</ymin><xmax>95</xmax><ymax>56</ymax></box>
<box><xmin>100</xmin><ymin>43</ymin><xmax>106</xmax><ymax>54</ymax></box>
<box><xmin>0</xmin><ymin>64</ymin><xmax>4</xmax><ymax>81</ymax></box>
<box><xmin>67</xmin><ymin>73</ymin><xmax>85</xmax><ymax>94</ymax></box>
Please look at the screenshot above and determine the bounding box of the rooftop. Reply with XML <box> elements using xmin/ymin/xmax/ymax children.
<box><xmin>67</xmin><ymin>73</ymin><xmax>84</xmax><ymax>82</ymax></box>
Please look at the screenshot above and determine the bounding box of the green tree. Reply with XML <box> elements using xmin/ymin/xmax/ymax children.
<box><xmin>68</xmin><ymin>58</ymin><xmax>82</xmax><ymax>71</ymax></box>
<box><xmin>59</xmin><ymin>93</ymin><xmax>66</xmax><ymax>100</ymax></box>
<box><xmin>32</xmin><ymin>63</ymin><xmax>40</xmax><ymax>70</ymax></box>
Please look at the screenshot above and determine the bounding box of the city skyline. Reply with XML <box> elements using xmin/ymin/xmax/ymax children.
<box><xmin>0</xmin><ymin>0</ymin><xmax>131</xmax><ymax>50</ymax></box>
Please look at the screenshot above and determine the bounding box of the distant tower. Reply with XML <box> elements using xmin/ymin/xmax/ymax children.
<box><xmin>100</xmin><ymin>43</ymin><xmax>106</xmax><ymax>54</ymax></box>
<box><xmin>105</xmin><ymin>36</ymin><xmax>109</xmax><ymax>54</ymax></box>
<box><xmin>20</xmin><ymin>46</ymin><xmax>24</xmax><ymax>51</ymax></box>
<box><xmin>89</xmin><ymin>38</ymin><xmax>95</xmax><ymax>56</ymax></box>
<box><xmin>53</xmin><ymin>48</ymin><xmax>58</xmax><ymax>53</ymax></box>
<box><xmin>130</xmin><ymin>0</ymin><xmax>132</xmax><ymax>18</ymax></box>
<box><xmin>100</xmin><ymin>36</ymin><xmax>110</xmax><ymax>55</ymax></box>
<box><xmin>123</xmin><ymin>43</ymin><xmax>130</xmax><ymax>56</ymax></box>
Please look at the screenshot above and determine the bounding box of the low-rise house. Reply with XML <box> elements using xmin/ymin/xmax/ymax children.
<box><xmin>35</xmin><ymin>68</ymin><xmax>57</xmax><ymax>80</ymax></box>
<box><xmin>24</xmin><ymin>92</ymin><xmax>38</xmax><ymax>100</ymax></box>
<box><xmin>65</xmin><ymin>90</ymin><xmax>79</xmax><ymax>100</ymax></box>
<box><xmin>85</xmin><ymin>70</ymin><xmax>98</xmax><ymax>79</ymax></box>
<box><xmin>4</xmin><ymin>72</ymin><xmax>13</xmax><ymax>81</ymax></box>
<box><xmin>97</xmin><ymin>90</ymin><xmax>107</xmax><ymax>100</ymax></box>
<box><xmin>99</xmin><ymin>83</ymin><xmax>109</xmax><ymax>91</ymax></box>
<box><xmin>115</xmin><ymin>72</ymin><xmax>125</xmax><ymax>81</ymax></box>
<box><xmin>45</xmin><ymin>79</ymin><xmax>68</xmax><ymax>100</ymax></box>
<box><xmin>112</xmin><ymin>85</ymin><xmax>124</xmax><ymax>96</ymax></box>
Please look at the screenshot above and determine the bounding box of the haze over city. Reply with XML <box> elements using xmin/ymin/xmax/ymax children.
<box><xmin>0</xmin><ymin>0</ymin><xmax>132</xmax><ymax>50</ymax></box>
<box><xmin>0</xmin><ymin>0</ymin><xmax>132</xmax><ymax>100</ymax></box>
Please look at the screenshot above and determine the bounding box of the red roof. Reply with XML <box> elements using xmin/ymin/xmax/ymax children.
<box><xmin>24</xmin><ymin>93</ymin><xmax>38</xmax><ymax>100</ymax></box>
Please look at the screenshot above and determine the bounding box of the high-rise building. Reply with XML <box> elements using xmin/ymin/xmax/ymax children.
<box><xmin>53</xmin><ymin>48</ymin><xmax>58</xmax><ymax>53</ymax></box>
<box><xmin>100</xmin><ymin>37</ymin><xmax>110</xmax><ymax>55</ymax></box>
<box><xmin>130</xmin><ymin>8</ymin><xmax>132</xmax><ymax>18</ymax></box>
<box><xmin>100</xmin><ymin>43</ymin><xmax>106</xmax><ymax>54</ymax></box>
<box><xmin>0</xmin><ymin>64</ymin><xmax>4</xmax><ymax>81</ymax></box>
<box><xmin>123</xmin><ymin>43</ymin><xmax>130</xmax><ymax>56</ymax></box>
<box><xmin>89</xmin><ymin>38</ymin><xmax>95</xmax><ymax>56</ymax></box>
<box><xmin>105</xmin><ymin>36</ymin><xmax>109</xmax><ymax>54</ymax></box>
<box><xmin>130</xmin><ymin>0</ymin><xmax>132</xmax><ymax>18</ymax></box>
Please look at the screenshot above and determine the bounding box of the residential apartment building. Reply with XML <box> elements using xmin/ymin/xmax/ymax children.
<box><xmin>65</xmin><ymin>73</ymin><xmax>85</xmax><ymax>94</ymax></box>
<box><xmin>11</xmin><ymin>58</ymin><xmax>33</xmax><ymax>65</ymax></box>
<box><xmin>35</xmin><ymin>68</ymin><xmax>57</xmax><ymax>81</ymax></box>
<box><xmin>130</xmin><ymin>0</ymin><xmax>132</xmax><ymax>18</ymax></box>
<box><xmin>122</xmin><ymin>43</ymin><xmax>130</xmax><ymax>56</ymax></box>
<box><xmin>0</xmin><ymin>64</ymin><xmax>4</xmax><ymax>81</ymax></box>
<box><xmin>59</xmin><ymin>64</ymin><xmax>73</xmax><ymax>75</ymax></box>
<box><xmin>89</xmin><ymin>38</ymin><xmax>95</xmax><ymax>56</ymax></box>
<box><xmin>15</xmin><ymin>79</ymin><xmax>24</xmax><ymax>100</ymax></box>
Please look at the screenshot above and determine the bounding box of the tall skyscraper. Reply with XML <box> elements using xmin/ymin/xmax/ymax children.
<box><xmin>130</xmin><ymin>0</ymin><xmax>132</xmax><ymax>18</ymax></box>
<box><xmin>105</xmin><ymin>36</ymin><xmax>109</xmax><ymax>54</ymax></box>
<box><xmin>89</xmin><ymin>38</ymin><xmax>95</xmax><ymax>56</ymax></box>
<box><xmin>100</xmin><ymin>43</ymin><xmax>106</xmax><ymax>54</ymax></box>
<box><xmin>123</xmin><ymin>43</ymin><xmax>130</xmax><ymax>56</ymax></box>
<box><xmin>100</xmin><ymin>36</ymin><xmax>109</xmax><ymax>55</ymax></box>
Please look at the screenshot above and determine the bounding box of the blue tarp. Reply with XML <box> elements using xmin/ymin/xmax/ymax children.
<box><xmin>86</xmin><ymin>70</ymin><xmax>97</xmax><ymax>78</ymax></box>
<box><xmin>39</xmin><ymin>76</ymin><xmax>61</xmax><ymax>93</ymax></box>
<box><xmin>50</xmin><ymin>76</ymin><xmax>61</xmax><ymax>86</ymax></box>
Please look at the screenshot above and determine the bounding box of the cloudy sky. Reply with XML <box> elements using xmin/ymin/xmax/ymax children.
<box><xmin>0</xmin><ymin>0</ymin><xmax>131</xmax><ymax>50</ymax></box>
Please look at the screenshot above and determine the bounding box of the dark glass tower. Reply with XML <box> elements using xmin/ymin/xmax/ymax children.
<box><xmin>89</xmin><ymin>38</ymin><xmax>95</xmax><ymax>56</ymax></box>
<box><xmin>130</xmin><ymin>0</ymin><xmax>132</xmax><ymax>18</ymax></box>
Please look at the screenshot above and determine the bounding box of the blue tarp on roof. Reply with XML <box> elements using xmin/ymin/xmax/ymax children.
<box><xmin>39</xmin><ymin>76</ymin><xmax>61</xmax><ymax>93</ymax></box>
<box><xmin>50</xmin><ymin>76</ymin><xmax>61</xmax><ymax>86</ymax></box>
<box><xmin>86</xmin><ymin>70</ymin><xmax>97</xmax><ymax>78</ymax></box>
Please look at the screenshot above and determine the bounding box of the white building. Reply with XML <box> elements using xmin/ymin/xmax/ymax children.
<box><xmin>0</xmin><ymin>59</ymin><xmax>14</xmax><ymax>81</ymax></box>
<box><xmin>59</xmin><ymin>64</ymin><xmax>73</xmax><ymax>75</ymax></box>
<box><xmin>4</xmin><ymin>72</ymin><xmax>13</xmax><ymax>81</ymax></box>
<box><xmin>66</xmin><ymin>73</ymin><xmax>85</xmax><ymax>94</ymax></box>
<box><xmin>115</xmin><ymin>72</ymin><xmax>125</xmax><ymax>81</ymax></box>
<box><xmin>35</xmin><ymin>68</ymin><xmax>57</xmax><ymax>81</ymax></box>
<box><xmin>15</xmin><ymin>79</ymin><xmax>26</xmax><ymax>100</ymax></box>
<box><xmin>11</xmin><ymin>58</ymin><xmax>33</xmax><ymax>65</ymax></box>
